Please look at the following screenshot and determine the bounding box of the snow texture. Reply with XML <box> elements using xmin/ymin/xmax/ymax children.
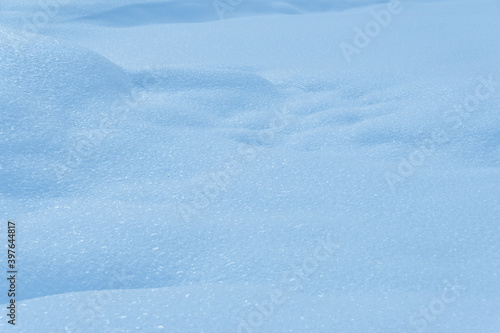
<box><xmin>0</xmin><ymin>0</ymin><xmax>499</xmax><ymax>332</ymax></box>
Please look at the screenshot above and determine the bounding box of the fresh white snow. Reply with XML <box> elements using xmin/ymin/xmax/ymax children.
<box><xmin>0</xmin><ymin>0</ymin><xmax>499</xmax><ymax>332</ymax></box>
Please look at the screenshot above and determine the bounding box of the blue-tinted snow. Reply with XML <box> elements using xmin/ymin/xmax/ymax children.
<box><xmin>0</xmin><ymin>0</ymin><xmax>499</xmax><ymax>332</ymax></box>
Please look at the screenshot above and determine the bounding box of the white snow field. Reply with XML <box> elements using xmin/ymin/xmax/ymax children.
<box><xmin>1</xmin><ymin>0</ymin><xmax>499</xmax><ymax>332</ymax></box>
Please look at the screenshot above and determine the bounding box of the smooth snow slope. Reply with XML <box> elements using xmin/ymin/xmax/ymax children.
<box><xmin>0</xmin><ymin>0</ymin><xmax>392</xmax><ymax>26</ymax></box>
<box><xmin>0</xmin><ymin>0</ymin><xmax>499</xmax><ymax>332</ymax></box>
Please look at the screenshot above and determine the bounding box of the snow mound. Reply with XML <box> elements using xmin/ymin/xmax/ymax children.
<box><xmin>0</xmin><ymin>28</ymin><xmax>130</xmax><ymax>112</ymax></box>
<box><xmin>0</xmin><ymin>27</ymin><xmax>131</xmax><ymax>196</ymax></box>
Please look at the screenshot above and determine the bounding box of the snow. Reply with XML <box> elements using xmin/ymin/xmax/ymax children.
<box><xmin>1</xmin><ymin>0</ymin><xmax>499</xmax><ymax>332</ymax></box>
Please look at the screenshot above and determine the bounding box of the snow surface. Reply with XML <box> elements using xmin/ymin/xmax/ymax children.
<box><xmin>0</xmin><ymin>0</ymin><xmax>499</xmax><ymax>332</ymax></box>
